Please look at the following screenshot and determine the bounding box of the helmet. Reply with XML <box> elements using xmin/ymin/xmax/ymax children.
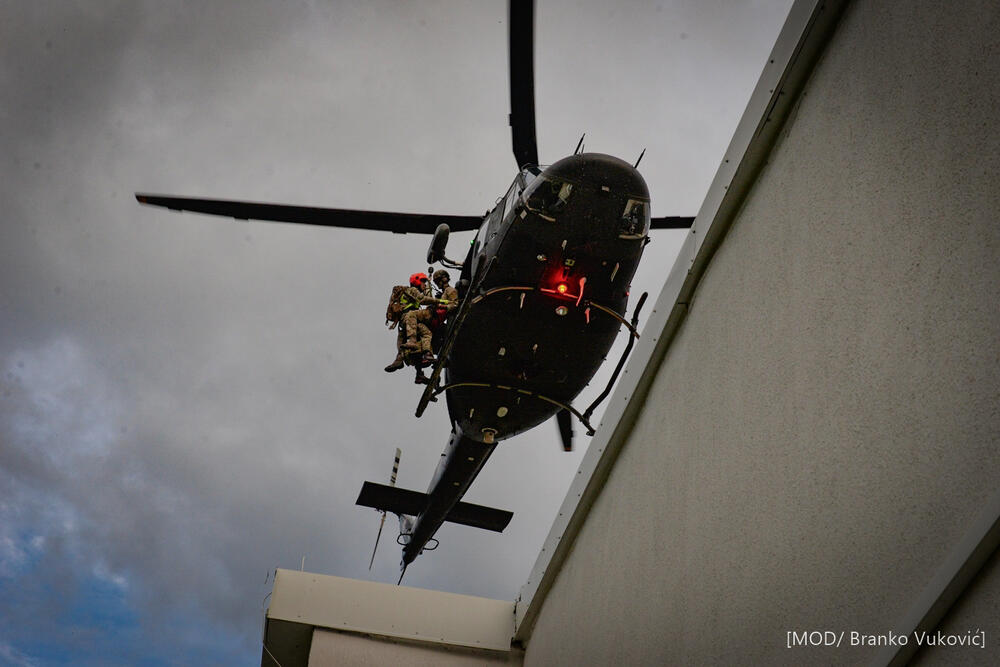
<box><xmin>432</xmin><ymin>270</ymin><xmax>450</xmax><ymax>287</ymax></box>
<box><xmin>409</xmin><ymin>272</ymin><xmax>430</xmax><ymax>288</ymax></box>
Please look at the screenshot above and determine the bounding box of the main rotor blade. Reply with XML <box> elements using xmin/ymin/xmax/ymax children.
<box><xmin>509</xmin><ymin>0</ymin><xmax>538</xmax><ymax>168</ymax></box>
<box><xmin>650</xmin><ymin>216</ymin><xmax>695</xmax><ymax>229</ymax></box>
<box><xmin>135</xmin><ymin>194</ymin><xmax>483</xmax><ymax>234</ymax></box>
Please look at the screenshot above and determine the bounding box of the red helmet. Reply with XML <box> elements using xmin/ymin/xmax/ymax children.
<box><xmin>409</xmin><ymin>272</ymin><xmax>429</xmax><ymax>288</ymax></box>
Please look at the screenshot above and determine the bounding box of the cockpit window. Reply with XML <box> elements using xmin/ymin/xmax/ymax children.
<box><xmin>503</xmin><ymin>181</ymin><xmax>520</xmax><ymax>221</ymax></box>
<box><xmin>524</xmin><ymin>177</ymin><xmax>573</xmax><ymax>221</ymax></box>
<box><xmin>619</xmin><ymin>199</ymin><xmax>650</xmax><ymax>238</ymax></box>
<box><xmin>474</xmin><ymin>219</ymin><xmax>490</xmax><ymax>250</ymax></box>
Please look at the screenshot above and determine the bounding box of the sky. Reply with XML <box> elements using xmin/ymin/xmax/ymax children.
<box><xmin>0</xmin><ymin>1</ymin><xmax>793</xmax><ymax>664</ymax></box>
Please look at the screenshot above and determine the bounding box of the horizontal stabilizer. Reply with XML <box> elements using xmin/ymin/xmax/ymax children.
<box><xmin>357</xmin><ymin>481</ymin><xmax>428</xmax><ymax>517</ymax></box>
<box><xmin>356</xmin><ymin>481</ymin><xmax>513</xmax><ymax>533</ymax></box>
<box><xmin>445</xmin><ymin>500</ymin><xmax>513</xmax><ymax>533</ymax></box>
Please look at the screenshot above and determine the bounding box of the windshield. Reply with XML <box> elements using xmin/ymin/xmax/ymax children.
<box><xmin>524</xmin><ymin>176</ymin><xmax>573</xmax><ymax>221</ymax></box>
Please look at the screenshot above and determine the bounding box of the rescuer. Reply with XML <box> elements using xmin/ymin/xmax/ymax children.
<box><xmin>430</xmin><ymin>269</ymin><xmax>459</xmax><ymax>329</ymax></box>
<box><xmin>384</xmin><ymin>272</ymin><xmax>438</xmax><ymax>376</ymax></box>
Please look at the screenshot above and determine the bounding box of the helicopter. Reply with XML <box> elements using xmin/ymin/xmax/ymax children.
<box><xmin>135</xmin><ymin>0</ymin><xmax>693</xmax><ymax>580</ymax></box>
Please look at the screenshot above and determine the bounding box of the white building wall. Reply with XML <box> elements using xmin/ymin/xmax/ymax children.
<box><xmin>522</xmin><ymin>0</ymin><xmax>1000</xmax><ymax>665</ymax></box>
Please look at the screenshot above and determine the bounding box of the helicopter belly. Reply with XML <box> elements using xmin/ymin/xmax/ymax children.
<box><xmin>444</xmin><ymin>288</ymin><xmax>622</xmax><ymax>442</ymax></box>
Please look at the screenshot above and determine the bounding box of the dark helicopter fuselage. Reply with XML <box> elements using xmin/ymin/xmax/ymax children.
<box><xmin>134</xmin><ymin>151</ymin><xmax>659</xmax><ymax>573</ymax></box>
<box><xmin>398</xmin><ymin>152</ymin><xmax>652</xmax><ymax>567</ymax></box>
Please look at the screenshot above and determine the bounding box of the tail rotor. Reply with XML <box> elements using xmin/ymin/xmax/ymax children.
<box><xmin>368</xmin><ymin>448</ymin><xmax>402</xmax><ymax>571</ymax></box>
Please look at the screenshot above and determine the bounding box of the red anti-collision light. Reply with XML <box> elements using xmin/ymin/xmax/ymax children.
<box><xmin>556</xmin><ymin>283</ymin><xmax>569</xmax><ymax>294</ymax></box>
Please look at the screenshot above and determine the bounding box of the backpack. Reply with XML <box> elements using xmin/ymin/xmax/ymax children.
<box><xmin>385</xmin><ymin>285</ymin><xmax>409</xmax><ymax>324</ymax></box>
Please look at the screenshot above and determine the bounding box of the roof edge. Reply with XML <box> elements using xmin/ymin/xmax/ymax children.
<box><xmin>264</xmin><ymin>569</ymin><xmax>516</xmax><ymax>659</ymax></box>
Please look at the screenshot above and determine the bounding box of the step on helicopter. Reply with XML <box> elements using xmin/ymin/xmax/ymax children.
<box><xmin>136</xmin><ymin>0</ymin><xmax>693</xmax><ymax>582</ymax></box>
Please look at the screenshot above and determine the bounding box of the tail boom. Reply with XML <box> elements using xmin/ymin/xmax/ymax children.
<box><xmin>355</xmin><ymin>430</ymin><xmax>511</xmax><ymax>569</ymax></box>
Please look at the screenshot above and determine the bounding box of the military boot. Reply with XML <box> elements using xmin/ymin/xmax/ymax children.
<box><xmin>384</xmin><ymin>354</ymin><xmax>405</xmax><ymax>373</ymax></box>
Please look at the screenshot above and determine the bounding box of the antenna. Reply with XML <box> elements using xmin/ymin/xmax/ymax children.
<box><xmin>574</xmin><ymin>133</ymin><xmax>586</xmax><ymax>155</ymax></box>
<box><xmin>633</xmin><ymin>149</ymin><xmax>646</xmax><ymax>169</ymax></box>
<box><xmin>397</xmin><ymin>564</ymin><xmax>408</xmax><ymax>585</ymax></box>
<box><xmin>368</xmin><ymin>448</ymin><xmax>402</xmax><ymax>571</ymax></box>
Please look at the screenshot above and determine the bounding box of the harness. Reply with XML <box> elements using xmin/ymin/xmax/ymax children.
<box><xmin>400</xmin><ymin>291</ymin><xmax>421</xmax><ymax>311</ymax></box>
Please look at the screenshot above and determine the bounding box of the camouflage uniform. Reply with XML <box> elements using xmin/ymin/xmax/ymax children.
<box><xmin>385</xmin><ymin>278</ymin><xmax>437</xmax><ymax>373</ymax></box>
<box><xmin>432</xmin><ymin>270</ymin><xmax>459</xmax><ymax>324</ymax></box>
<box><xmin>401</xmin><ymin>283</ymin><xmax>438</xmax><ymax>355</ymax></box>
<box><xmin>386</xmin><ymin>325</ymin><xmax>408</xmax><ymax>371</ymax></box>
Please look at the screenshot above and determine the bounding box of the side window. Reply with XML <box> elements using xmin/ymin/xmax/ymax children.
<box><xmin>620</xmin><ymin>199</ymin><xmax>650</xmax><ymax>238</ymax></box>
<box><xmin>473</xmin><ymin>219</ymin><xmax>490</xmax><ymax>254</ymax></box>
<box><xmin>503</xmin><ymin>182</ymin><xmax>520</xmax><ymax>222</ymax></box>
<box><xmin>472</xmin><ymin>202</ymin><xmax>504</xmax><ymax>277</ymax></box>
<box><xmin>478</xmin><ymin>202</ymin><xmax>504</xmax><ymax>249</ymax></box>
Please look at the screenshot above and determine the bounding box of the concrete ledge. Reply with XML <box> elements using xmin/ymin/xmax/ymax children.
<box><xmin>262</xmin><ymin>569</ymin><xmax>517</xmax><ymax>665</ymax></box>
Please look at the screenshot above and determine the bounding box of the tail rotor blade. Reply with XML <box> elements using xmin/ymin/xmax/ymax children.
<box><xmin>369</xmin><ymin>514</ymin><xmax>387</xmax><ymax>571</ymax></box>
<box><xmin>389</xmin><ymin>448</ymin><xmax>401</xmax><ymax>486</ymax></box>
<box><xmin>368</xmin><ymin>448</ymin><xmax>403</xmax><ymax>571</ymax></box>
<box><xmin>509</xmin><ymin>0</ymin><xmax>538</xmax><ymax>168</ymax></box>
